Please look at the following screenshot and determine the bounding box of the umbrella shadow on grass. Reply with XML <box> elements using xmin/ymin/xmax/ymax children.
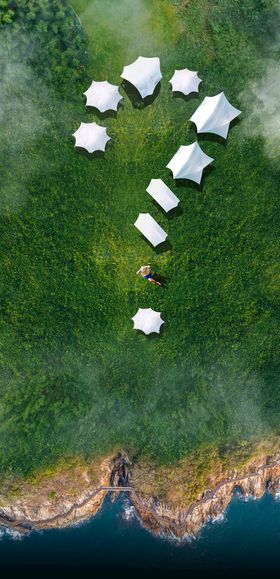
<box><xmin>171</xmin><ymin>91</ymin><xmax>200</xmax><ymax>104</ymax></box>
<box><xmin>173</xmin><ymin>178</ymin><xmax>201</xmax><ymax>192</ymax></box>
<box><xmin>74</xmin><ymin>146</ymin><xmax>106</xmax><ymax>160</ymax></box>
<box><xmin>151</xmin><ymin>198</ymin><xmax>183</xmax><ymax>220</ymax></box>
<box><xmin>139</xmin><ymin>234</ymin><xmax>173</xmax><ymax>255</ymax></box>
<box><xmin>121</xmin><ymin>80</ymin><xmax>161</xmax><ymax>109</ymax></box>
<box><xmin>198</xmin><ymin>132</ymin><xmax>228</xmax><ymax>149</ymax></box>
<box><xmin>154</xmin><ymin>239</ymin><xmax>172</xmax><ymax>255</ymax></box>
<box><xmin>136</xmin><ymin>324</ymin><xmax>165</xmax><ymax>340</ymax></box>
<box><xmin>85</xmin><ymin>102</ymin><xmax>124</xmax><ymax>121</ymax></box>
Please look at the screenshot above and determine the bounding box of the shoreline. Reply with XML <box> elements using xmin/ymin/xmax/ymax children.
<box><xmin>1</xmin><ymin>453</ymin><xmax>280</xmax><ymax>540</ymax></box>
<box><xmin>131</xmin><ymin>456</ymin><xmax>280</xmax><ymax>539</ymax></box>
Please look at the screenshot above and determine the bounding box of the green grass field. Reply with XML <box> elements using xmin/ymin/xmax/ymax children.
<box><xmin>0</xmin><ymin>0</ymin><xmax>279</xmax><ymax>478</ymax></box>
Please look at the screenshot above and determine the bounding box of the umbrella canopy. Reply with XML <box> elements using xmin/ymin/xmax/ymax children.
<box><xmin>72</xmin><ymin>122</ymin><xmax>110</xmax><ymax>153</ymax></box>
<box><xmin>169</xmin><ymin>68</ymin><xmax>202</xmax><ymax>95</ymax></box>
<box><xmin>166</xmin><ymin>142</ymin><xmax>214</xmax><ymax>184</ymax></box>
<box><xmin>190</xmin><ymin>92</ymin><xmax>241</xmax><ymax>139</ymax></box>
<box><xmin>134</xmin><ymin>213</ymin><xmax>167</xmax><ymax>247</ymax></box>
<box><xmin>121</xmin><ymin>56</ymin><xmax>162</xmax><ymax>99</ymax></box>
<box><xmin>83</xmin><ymin>80</ymin><xmax>123</xmax><ymax>113</ymax></box>
<box><xmin>131</xmin><ymin>308</ymin><xmax>164</xmax><ymax>335</ymax></box>
<box><xmin>146</xmin><ymin>179</ymin><xmax>179</xmax><ymax>212</ymax></box>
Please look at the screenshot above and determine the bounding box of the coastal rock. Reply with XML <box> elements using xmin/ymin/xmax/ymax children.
<box><xmin>0</xmin><ymin>454</ymin><xmax>114</xmax><ymax>530</ymax></box>
<box><xmin>1</xmin><ymin>452</ymin><xmax>280</xmax><ymax>540</ymax></box>
<box><xmin>130</xmin><ymin>458</ymin><xmax>280</xmax><ymax>538</ymax></box>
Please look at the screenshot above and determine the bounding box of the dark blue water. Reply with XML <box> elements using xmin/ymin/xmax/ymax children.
<box><xmin>0</xmin><ymin>492</ymin><xmax>279</xmax><ymax>576</ymax></box>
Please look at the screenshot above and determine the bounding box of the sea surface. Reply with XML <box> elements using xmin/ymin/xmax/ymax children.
<box><xmin>0</xmin><ymin>491</ymin><xmax>280</xmax><ymax>576</ymax></box>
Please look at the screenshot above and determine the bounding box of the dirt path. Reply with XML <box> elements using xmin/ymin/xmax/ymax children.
<box><xmin>1</xmin><ymin>458</ymin><xmax>280</xmax><ymax>535</ymax></box>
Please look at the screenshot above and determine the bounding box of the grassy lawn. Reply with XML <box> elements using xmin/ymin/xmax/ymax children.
<box><xmin>0</xmin><ymin>0</ymin><xmax>279</xmax><ymax>478</ymax></box>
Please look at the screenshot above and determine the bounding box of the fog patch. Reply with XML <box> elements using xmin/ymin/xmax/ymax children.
<box><xmin>240</xmin><ymin>60</ymin><xmax>280</xmax><ymax>163</ymax></box>
<box><xmin>65</xmin><ymin>353</ymin><xmax>271</xmax><ymax>461</ymax></box>
<box><xmin>238</xmin><ymin>0</ymin><xmax>280</xmax><ymax>162</ymax></box>
<box><xmin>0</xmin><ymin>31</ymin><xmax>53</xmax><ymax>213</ymax></box>
<box><xmin>78</xmin><ymin>0</ymin><xmax>180</xmax><ymax>65</ymax></box>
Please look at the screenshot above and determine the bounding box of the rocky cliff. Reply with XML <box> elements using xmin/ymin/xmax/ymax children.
<box><xmin>131</xmin><ymin>457</ymin><xmax>280</xmax><ymax>538</ymax></box>
<box><xmin>0</xmin><ymin>452</ymin><xmax>280</xmax><ymax>540</ymax></box>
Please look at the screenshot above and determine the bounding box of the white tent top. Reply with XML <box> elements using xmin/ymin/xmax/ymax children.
<box><xmin>121</xmin><ymin>56</ymin><xmax>162</xmax><ymax>99</ymax></box>
<box><xmin>146</xmin><ymin>179</ymin><xmax>179</xmax><ymax>212</ymax></box>
<box><xmin>169</xmin><ymin>68</ymin><xmax>202</xmax><ymax>95</ymax></box>
<box><xmin>131</xmin><ymin>308</ymin><xmax>164</xmax><ymax>335</ymax></box>
<box><xmin>190</xmin><ymin>92</ymin><xmax>241</xmax><ymax>139</ymax></box>
<box><xmin>134</xmin><ymin>213</ymin><xmax>167</xmax><ymax>247</ymax></box>
<box><xmin>166</xmin><ymin>142</ymin><xmax>214</xmax><ymax>184</ymax></box>
<box><xmin>72</xmin><ymin>122</ymin><xmax>110</xmax><ymax>153</ymax></box>
<box><xmin>83</xmin><ymin>80</ymin><xmax>123</xmax><ymax>113</ymax></box>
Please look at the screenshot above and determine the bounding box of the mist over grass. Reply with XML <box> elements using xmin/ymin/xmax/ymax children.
<box><xmin>73</xmin><ymin>0</ymin><xmax>180</xmax><ymax>76</ymax></box>
<box><xmin>236</xmin><ymin>1</ymin><xmax>280</xmax><ymax>163</ymax></box>
<box><xmin>0</xmin><ymin>33</ymin><xmax>51</xmax><ymax>213</ymax></box>
<box><xmin>58</xmin><ymin>353</ymin><xmax>270</xmax><ymax>466</ymax></box>
<box><xmin>240</xmin><ymin>61</ymin><xmax>280</xmax><ymax>163</ymax></box>
<box><xmin>0</xmin><ymin>0</ymin><xmax>279</xmax><ymax>477</ymax></box>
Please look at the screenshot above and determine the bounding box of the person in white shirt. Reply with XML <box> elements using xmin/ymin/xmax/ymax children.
<box><xmin>136</xmin><ymin>264</ymin><xmax>161</xmax><ymax>286</ymax></box>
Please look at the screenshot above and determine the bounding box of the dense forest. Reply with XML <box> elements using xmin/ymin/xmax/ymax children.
<box><xmin>0</xmin><ymin>0</ymin><xmax>279</xmax><ymax>479</ymax></box>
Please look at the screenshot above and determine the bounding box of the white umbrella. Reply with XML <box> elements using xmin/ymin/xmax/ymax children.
<box><xmin>132</xmin><ymin>308</ymin><xmax>164</xmax><ymax>335</ymax></box>
<box><xmin>166</xmin><ymin>142</ymin><xmax>214</xmax><ymax>184</ymax></box>
<box><xmin>72</xmin><ymin>122</ymin><xmax>110</xmax><ymax>153</ymax></box>
<box><xmin>146</xmin><ymin>179</ymin><xmax>179</xmax><ymax>212</ymax></box>
<box><xmin>83</xmin><ymin>80</ymin><xmax>123</xmax><ymax>113</ymax></box>
<box><xmin>121</xmin><ymin>56</ymin><xmax>162</xmax><ymax>99</ymax></box>
<box><xmin>134</xmin><ymin>213</ymin><xmax>167</xmax><ymax>247</ymax></box>
<box><xmin>190</xmin><ymin>92</ymin><xmax>241</xmax><ymax>139</ymax></box>
<box><xmin>169</xmin><ymin>68</ymin><xmax>202</xmax><ymax>95</ymax></box>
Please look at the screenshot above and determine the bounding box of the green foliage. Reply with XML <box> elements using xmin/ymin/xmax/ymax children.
<box><xmin>1</xmin><ymin>9</ymin><xmax>14</xmax><ymax>24</ymax></box>
<box><xmin>0</xmin><ymin>0</ymin><xmax>279</xmax><ymax>477</ymax></box>
<box><xmin>0</xmin><ymin>0</ymin><xmax>87</xmax><ymax>85</ymax></box>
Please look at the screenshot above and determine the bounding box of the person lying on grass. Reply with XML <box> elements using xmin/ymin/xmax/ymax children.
<box><xmin>136</xmin><ymin>265</ymin><xmax>161</xmax><ymax>286</ymax></box>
